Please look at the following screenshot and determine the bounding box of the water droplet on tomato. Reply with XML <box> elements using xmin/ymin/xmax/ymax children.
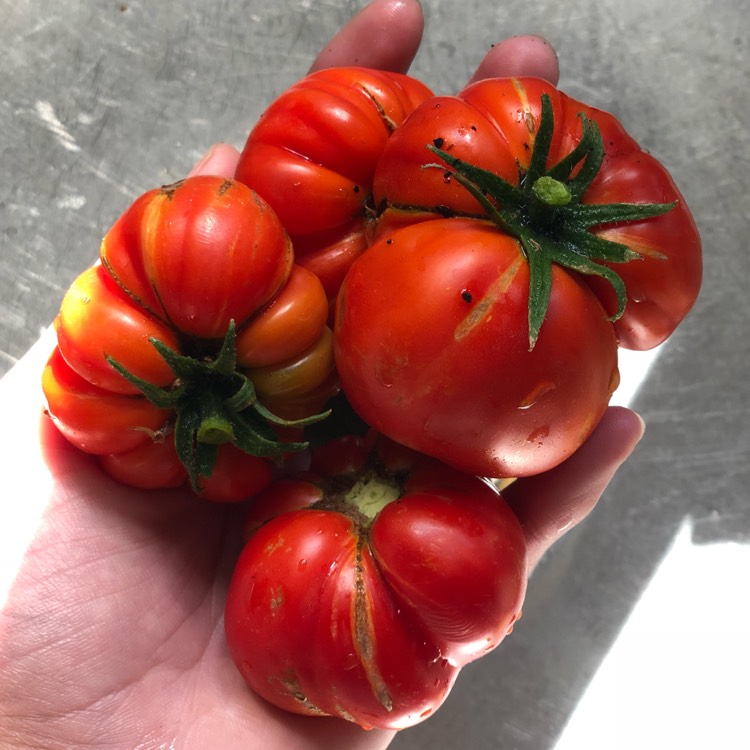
<box><xmin>298</xmin><ymin>558</ymin><xmax>307</xmax><ymax>570</ymax></box>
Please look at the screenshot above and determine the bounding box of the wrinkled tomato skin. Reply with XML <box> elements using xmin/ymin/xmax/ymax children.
<box><xmin>334</xmin><ymin>219</ymin><xmax>620</xmax><ymax>479</ymax></box>
<box><xmin>54</xmin><ymin>264</ymin><xmax>179</xmax><ymax>395</ymax></box>
<box><xmin>44</xmin><ymin>177</ymin><xmax>334</xmax><ymax>498</ymax></box>
<box><xmin>225</xmin><ymin>434</ymin><xmax>527</xmax><ymax>729</ymax></box>
<box><xmin>292</xmin><ymin>220</ymin><xmax>370</xmax><ymax>323</ymax></box>
<box><xmin>235</xmin><ymin>67</ymin><xmax>433</xmax><ymax>304</ymax></box>
<box><xmin>373</xmin><ymin>76</ymin><xmax>702</xmax><ymax>351</ymax></box>
<box><xmin>235</xmin><ymin>264</ymin><xmax>328</xmax><ymax>368</ymax></box>
<box><xmin>582</xmin><ymin>150</ymin><xmax>703</xmax><ymax>349</ymax></box>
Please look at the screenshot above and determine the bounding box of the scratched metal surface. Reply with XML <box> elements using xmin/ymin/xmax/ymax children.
<box><xmin>2</xmin><ymin>1</ymin><xmax>748</xmax><ymax>748</ymax></box>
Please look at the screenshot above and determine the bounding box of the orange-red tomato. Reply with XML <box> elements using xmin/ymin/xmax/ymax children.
<box><xmin>44</xmin><ymin>176</ymin><xmax>337</xmax><ymax>499</ymax></box>
<box><xmin>42</xmin><ymin>347</ymin><xmax>169</xmax><ymax>456</ymax></box>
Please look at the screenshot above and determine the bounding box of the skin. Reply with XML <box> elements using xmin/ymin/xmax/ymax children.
<box><xmin>0</xmin><ymin>1</ymin><xmax>644</xmax><ymax>748</ymax></box>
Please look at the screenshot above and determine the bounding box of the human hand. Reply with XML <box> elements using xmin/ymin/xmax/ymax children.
<box><xmin>0</xmin><ymin>2</ymin><xmax>641</xmax><ymax>749</ymax></box>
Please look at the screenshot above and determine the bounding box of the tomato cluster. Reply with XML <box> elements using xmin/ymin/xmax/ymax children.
<box><xmin>43</xmin><ymin>64</ymin><xmax>701</xmax><ymax>730</ymax></box>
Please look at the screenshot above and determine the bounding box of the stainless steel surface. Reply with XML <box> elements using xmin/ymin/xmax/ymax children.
<box><xmin>2</xmin><ymin>1</ymin><xmax>748</xmax><ymax>748</ymax></box>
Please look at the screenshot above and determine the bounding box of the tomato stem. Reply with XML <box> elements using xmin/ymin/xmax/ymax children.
<box><xmin>107</xmin><ymin>321</ymin><xmax>329</xmax><ymax>491</ymax></box>
<box><xmin>532</xmin><ymin>176</ymin><xmax>572</xmax><ymax>207</ymax></box>
<box><xmin>196</xmin><ymin>415</ymin><xmax>235</xmax><ymax>445</ymax></box>
<box><xmin>425</xmin><ymin>93</ymin><xmax>676</xmax><ymax>348</ymax></box>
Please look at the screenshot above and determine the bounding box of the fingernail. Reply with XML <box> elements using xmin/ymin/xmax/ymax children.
<box><xmin>632</xmin><ymin>410</ymin><xmax>647</xmax><ymax>441</ymax></box>
<box><xmin>188</xmin><ymin>145</ymin><xmax>218</xmax><ymax>177</ymax></box>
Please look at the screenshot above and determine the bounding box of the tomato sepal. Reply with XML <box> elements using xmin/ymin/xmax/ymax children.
<box><xmin>107</xmin><ymin>321</ymin><xmax>330</xmax><ymax>490</ymax></box>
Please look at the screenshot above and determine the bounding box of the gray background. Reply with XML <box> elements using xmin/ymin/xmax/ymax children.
<box><xmin>2</xmin><ymin>1</ymin><xmax>748</xmax><ymax>748</ymax></box>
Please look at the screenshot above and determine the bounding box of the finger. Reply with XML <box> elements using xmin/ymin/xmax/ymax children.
<box><xmin>309</xmin><ymin>0</ymin><xmax>425</xmax><ymax>74</ymax></box>
<box><xmin>188</xmin><ymin>143</ymin><xmax>241</xmax><ymax>178</ymax></box>
<box><xmin>190</xmin><ymin>1</ymin><xmax>425</xmax><ymax>179</ymax></box>
<box><xmin>503</xmin><ymin>406</ymin><xmax>645</xmax><ymax>570</ymax></box>
<box><xmin>466</xmin><ymin>35</ymin><xmax>560</xmax><ymax>86</ymax></box>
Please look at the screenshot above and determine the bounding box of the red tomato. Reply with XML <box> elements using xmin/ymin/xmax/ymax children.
<box><xmin>334</xmin><ymin>219</ymin><xmax>620</xmax><ymax>479</ymax></box>
<box><xmin>234</xmin><ymin>67</ymin><xmax>433</xmax><ymax>312</ymax></box>
<box><xmin>44</xmin><ymin>176</ymin><xmax>336</xmax><ymax>499</ymax></box>
<box><xmin>97</xmin><ymin>437</ymin><xmax>275</xmax><ymax>502</ymax></box>
<box><xmin>224</xmin><ymin>433</ymin><xmax>527</xmax><ymax>729</ymax></box>
<box><xmin>196</xmin><ymin>443</ymin><xmax>276</xmax><ymax>503</ymax></box>
<box><xmin>42</xmin><ymin>347</ymin><xmax>169</xmax><ymax>456</ymax></box>
<box><xmin>372</xmin><ymin>77</ymin><xmax>702</xmax><ymax>351</ymax></box>
<box><xmin>98</xmin><ymin>436</ymin><xmax>187</xmax><ymax>490</ymax></box>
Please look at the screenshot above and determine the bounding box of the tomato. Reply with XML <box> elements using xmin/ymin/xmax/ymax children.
<box><xmin>332</xmin><ymin>77</ymin><xmax>701</xmax><ymax>479</ymax></box>
<box><xmin>224</xmin><ymin>433</ymin><xmax>527</xmax><ymax>729</ymax></box>
<box><xmin>42</xmin><ymin>346</ymin><xmax>170</xmax><ymax>456</ymax></box>
<box><xmin>98</xmin><ymin>434</ymin><xmax>187</xmax><ymax>490</ymax></box>
<box><xmin>234</xmin><ymin>67</ymin><xmax>434</xmax><ymax>313</ymax></box>
<box><xmin>98</xmin><ymin>438</ymin><xmax>275</xmax><ymax>501</ymax></box>
<box><xmin>372</xmin><ymin>76</ymin><xmax>702</xmax><ymax>351</ymax></box>
<box><xmin>334</xmin><ymin>219</ymin><xmax>619</xmax><ymax>479</ymax></box>
<box><xmin>43</xmin><ymin>176</ymin><xmax>336</xmax><ymax>499</ymax></box>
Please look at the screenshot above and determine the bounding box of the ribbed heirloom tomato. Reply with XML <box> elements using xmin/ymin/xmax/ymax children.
<box><xmin>224</xmin><ymin>433</ymin><xmax>527</xmax><ymax>729</ymax></box>
<box><xmin>42</xmin><ymin>176</ymin><xmax>336</xmax><ymax>500</ymax></box>
<box><xmin>371</xmin><ymin>76</ymin><xmax>702</xmax><ymax>350</ymax></box>
<box><xmin>334</xmin><ymin>77</ymin><xmax>702</xmax><ymax>479</ymax></box>
<box><xmin>234</xmin><ymin>66</ymin><xmax>433</xmax><ymax>313</ymax></box>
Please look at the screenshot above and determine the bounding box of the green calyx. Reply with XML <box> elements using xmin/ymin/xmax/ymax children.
<box><xmin>427</xmin><ymin>93</ymin><xmax>675</xmax><ymax>349</ymax></box>
<box><xmin>345</xmin><ymin>473</ymin><xmax>402</xmax><ymax>522</ymax></box>
<box><xmin>107</xmin><ymin>321</ymin><xmax>329</xmax><ymax>491</ymax></box>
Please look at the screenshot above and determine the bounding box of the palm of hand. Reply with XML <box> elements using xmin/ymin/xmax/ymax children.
<box><xmin>0</xmin><ymin>423</ymin><xmax>390</xmax><ymax>750</ymax></box>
